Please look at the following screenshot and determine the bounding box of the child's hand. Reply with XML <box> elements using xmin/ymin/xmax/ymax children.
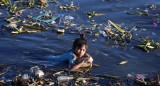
<box><xmin>76</xmin><ymin>54</ymin><xmax>93</xmax><ymax>65</ymax></box>
<box><xmin>85</xmin><ymin>53</ymin><xmax>91</xmax><ymax>57</ymax></box>
<box><xmin>83</xmin><ymin>56</ymin><xmax>93</xmax><ymax>65</ymax></box>
<box><xmin>87</xmin><ymin>56</ymin><xmax>93</xmax><ymax>65</ymax></box>
<box><xmin>80</xmin><ymin>58</ymin><xmax>87</xmax><ymax>63</ymax></box>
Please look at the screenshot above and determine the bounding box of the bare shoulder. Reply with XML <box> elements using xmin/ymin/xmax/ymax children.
<box><xmin>72</xmin><ymin>55</ymin><xmax>77</xmax><ymax>60</ymax></box>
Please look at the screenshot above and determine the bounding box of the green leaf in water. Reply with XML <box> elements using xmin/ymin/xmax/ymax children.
<box><xmin>108</xmin><ymin>20</ymin><xmax>125</xmax><ymax>33</ymax></box>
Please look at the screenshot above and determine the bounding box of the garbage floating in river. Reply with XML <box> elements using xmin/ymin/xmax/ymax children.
<box><xmin>59</xmin><ymin>1</ymin><xmax>79</xmax><ymax>10</ymax></box>
<box><xmin>136</xmin><ymin>37</ymin><xmax>159</xmax><ymax>53</ymax></box>
<box><xmin>32</xmin><ymin>12</ymin><xmax>59</xmax><ymax>23</ymax></box>
<box><xmin>0</xmin><ymin>1</ymin><xmax>160</xmax><ymax>85</ymax></box>
<box><xmin>1</xmin><ymin>65</ymin><xmax>159</xmax><ymax>86</ymax></box>
<box><xmin>87</xmin><ymin>11</ymin><xmax>106</xmax><ymax>19</ymax></box>
<box><xmin>105</xmin><ymin>20</ymin><xmax>133</xmax><ymax>47</ymax></box>
<box><xmin>126</xmin><ymin>4</ymin><xmax>159</xmax><ymax>18</ymax></box>
<box><xmin>0</xmin><ymin>64</ymin><xmax>129</xmax><ymax>86</ymax></box>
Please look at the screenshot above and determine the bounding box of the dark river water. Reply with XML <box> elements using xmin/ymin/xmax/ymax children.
<box><xmin>0</xmin><ymin>0</ymin><xmax>160</xmax><ymax>84</ymax></box>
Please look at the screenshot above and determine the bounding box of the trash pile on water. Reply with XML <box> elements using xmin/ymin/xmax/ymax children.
<box><xmin>1</xmin><ymin>64</ymin><xmax>160</xmax><ymax>86</ymax></box>
<box><xmin>0</xmin><ymin>64</ymin><xmax>125</xmax><ymax>86</ymax></box>
<box><xmin>126</xmin><ymin>4</ymin><xmax>160</xmax><ymax>27</ymax></box>
<box><xmin>0</xmin><ymin>0</ymin><xmax>160</xmax><ymax>85</ymax></box>
<box><xmin>0</xmin><ymin>0</ymin><xmax>159</xmax><ymax>53</ymax></box>
<box><xmin>136</xmin><ymin>37</ymin><xmax>159</xmax><ymax>53</ymax></box>
<box><xmin>127</xmin><ymin>72</ymin><xmax>160</xmax><ymax>86</ymax></box>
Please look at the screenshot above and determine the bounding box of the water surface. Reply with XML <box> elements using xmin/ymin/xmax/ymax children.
<box><xmin>0</xmin><ymin>0</ymin><xmax>160</xmax><ymax>83</ymax></box>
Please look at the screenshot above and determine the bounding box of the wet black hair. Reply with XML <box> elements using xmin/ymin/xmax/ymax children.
<box><xmin>72</xmin><ymin>34</ymin><xmax>88</xmax><ymax>51</ymax></box>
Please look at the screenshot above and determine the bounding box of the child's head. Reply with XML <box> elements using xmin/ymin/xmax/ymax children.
<box><xmin>72</xmin><ymin>34</ymin><xmax>88</xmax><ymax>57</ymax></box>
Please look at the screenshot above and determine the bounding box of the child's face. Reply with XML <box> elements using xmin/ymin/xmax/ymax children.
<box><xmin>75</xmin><ymin>45</ymin><xmax>86</xmax><ymax>57</ymax></box>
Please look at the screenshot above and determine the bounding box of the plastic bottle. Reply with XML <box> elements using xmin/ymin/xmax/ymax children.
<box><xmin>57</xmin><ymin>76</ymin><xmax>74</xmax><ymax>82</ymax></box>
<box><xmin>127</xmin><ymin>73</ymin><xmax>135</xmax><ymax>78</ymax></box>
<box><xmin>65</xmin><ymin>15</ymin><xmax>74</xmax><ymax>20</ymax></box>
<box><xmin>144</xmin><ymin>8</ymin><xmax>149</xmax><ymax>12</ymax></box>
<box><xmin>22</xmin><ymin>74</ymin><xmax>29</xmax><ymax>80</ymax></box>
<box><xmin>136</xmin><ymin>74</ymin><xmax>147</xmax><ymax>79</ymax></box>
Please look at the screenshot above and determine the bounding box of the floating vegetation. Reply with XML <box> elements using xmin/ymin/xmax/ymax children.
<box><xmin>37</xmin><ymin>0</ymin><xmax>48</xmax><ymax>8</ymax></box>
<box><xmin>126</xmin><ymin>4</ymin><xmax>160</xmax><ymax>18</ymax></box>
<box><xmin>136</xmin><ymin>37</ymin><xmax>159</xmax><ymax>53</ymax></box>
<box><xmin>0</xmin><ymin>65</ymin><xmax>126</xmax><ymax>86</ymax></box>
<box><xmin>0</xmin><ymin>0</ymin><xmax>35</xmax><ymax>13</ymax></box>
<box><xmin>105</xmin><ymin>20</ymin><xmax>133</xmax><ymax>47</ymax></box>
<box><xmin>119</xmin><ymin>61</ymin><xmax>128</xmax><ymax>65</ymax></box>
<box><xmin>87</xmin><ymin>11</ymin><xmax>106</xmax><ymax>19</ymax></box>
<box><xmin>3</xmin><ymin>67</ymin><xmax>160</xmax><ymax>86</ymax></box>
<box><xmin>103</xmin><ymin>20</ymin><xmax>160</xmax><ymax>53</ymax></box>
<box><xmin>126</xmin><ymin>10</ymin><xmax>158</xmax><ymax>18</ymax></box>
<box><xmin>133</xmin><ymin>74</ymin><xmax>160</xmax><ymax>86</ymax></box>
<box><xmin>0</xmin><ymin>0</ymin><xmax>9</xmax><ymax>8</ymax></box>
<box><xmin>1</xmin><ymin>1</ymin><xmax>159</xmax><ymax>55</ymax></box>
<box><xmin>59</xmin><ymin>1</ymin><xmax>79</xmax><ymax>10</ymax></box>
<box><xmin>2</xmin><ymin>22</ymin><xmax>48</xmax><ymax>34</ymax></box>
<box><xmin>0</xmin><ymin>0</ymin><xmax>160</xmax><ymax>85</ymax></box>
<box><xmin>1</xmin><ymin>0</ymin><xmax>158</xmax><ymax>53</ymax></box>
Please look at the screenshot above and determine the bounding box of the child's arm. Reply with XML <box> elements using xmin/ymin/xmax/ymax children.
<box><xmin>70</xmin><ymin>59</ymin><xmax>88</xmax><ymax>70</ymax></box>
<box><xmin>77</xmin><ymin>53</ymin><xmax>93</xmax><ymax>65</ymax></box>
<box><xmin>85</xmin><ymin>53</ymin><xmax>91</xmax><ymax>57</ymax></box>
<box><xmin>85</xmin><ymin>53</ymin><xmax>93</xmax><ymax>64</ymax></box>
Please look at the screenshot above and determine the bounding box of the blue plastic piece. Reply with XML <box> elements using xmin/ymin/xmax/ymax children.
<box><xmin>59</xmin><ymin>14</ymin><xmax>64</xmax><ymax>17</ymax></box>
<box><xmin>33</xmin><ymin>13</ymin><xmax>59</xmax><ymax>23</ymax></box>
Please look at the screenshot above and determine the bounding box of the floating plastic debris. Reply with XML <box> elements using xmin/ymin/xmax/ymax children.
<box><xmin>59</xmin><ymin>14</ymin><xmax>64</xmax><ymax>17</ymax></box>
<box><xmin>6</xmin><ymin>23</ymin><xmax>17</xmax><ymax>28</ymax></box>
<box><xmin>99</xmin><ymin>30</ymin><xmax>107</xmax><ymax>37</ymax></box>
<box><xmin>127</xmin><ymin>74</ymin><xmax>135</xmax><ymax>78</ymax></box>
<box><xmin>51</xmin><ymin>20</ymin><xmax>56</xmax><ymax>24</ymax></box>
<box><xmin>59</xmin><ymin>1</ymin><xmax>79</xmax><ymax>10</ymax></box>
<box><xmin>65</xmin><ymin>15</ymin><xmax>74</xmax><ymax>20</ymax></box>
<box><xmin>22</xmin><ymin>74</ymin><xmax>29</xmax><ymax>80</ymax></box>
<box><xmin>148</xmin><ymin>4</ymin><xmax>157</xmax><ymax>9</ymax></box>
<box><xmin>144</xmin><ymin>8</ymin><xmax>149</xmax><ymax>12</ymax></box>
<box><xmin>153</xmin><ymin>22</ymin><xmax>157</xmax><ymax>27</ymax></box>
<box><xmin>35</xmin><ymin>69</ymin><xmax>44</xmax><ymax>78</ymax></box>
<box><xmin>32</xmin><ymin>13</ymin><xmax>59</xmax><ymax>23</ymax></box>
<box><xmin>75</xmin><ymin>26</ymin><xmax>82</xmax><ymax>31</ymax></box>
<box><xmin>57</xmin><ymin>76</ymin><xmax>74</xmax><ymax>83</ymax></box>
<box><xmin>87</xmin><ymin>11</ymin><xmax>106</xmax><ymax>19</ymax></box>
<box><xmin>57</xmin><ymin>29</ymin><xmax>65</xmax><ymax>33</ymax></box>
<box><xmin>136</xmin><ymin>74</ymin><xmax>147</xmax><ymax>79</ymax></box>
<box><xmin>152</xmin><ymin>32</ymin><xmax>156</xmax><ymax>36</ymax></box>
<box><xmin>30</xmin><ymin>66</ymin><xmax>44</xmax><ymax>78</ymax></box>
<box><xmin>92</xmin><ymin>38</ymin><xmax>97</xmax><ymax>42</ymax></box>
<box><xmin>119</xmin><ymin>61</ymin><xmax>128</xmax><ymax>65</ymax></box>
